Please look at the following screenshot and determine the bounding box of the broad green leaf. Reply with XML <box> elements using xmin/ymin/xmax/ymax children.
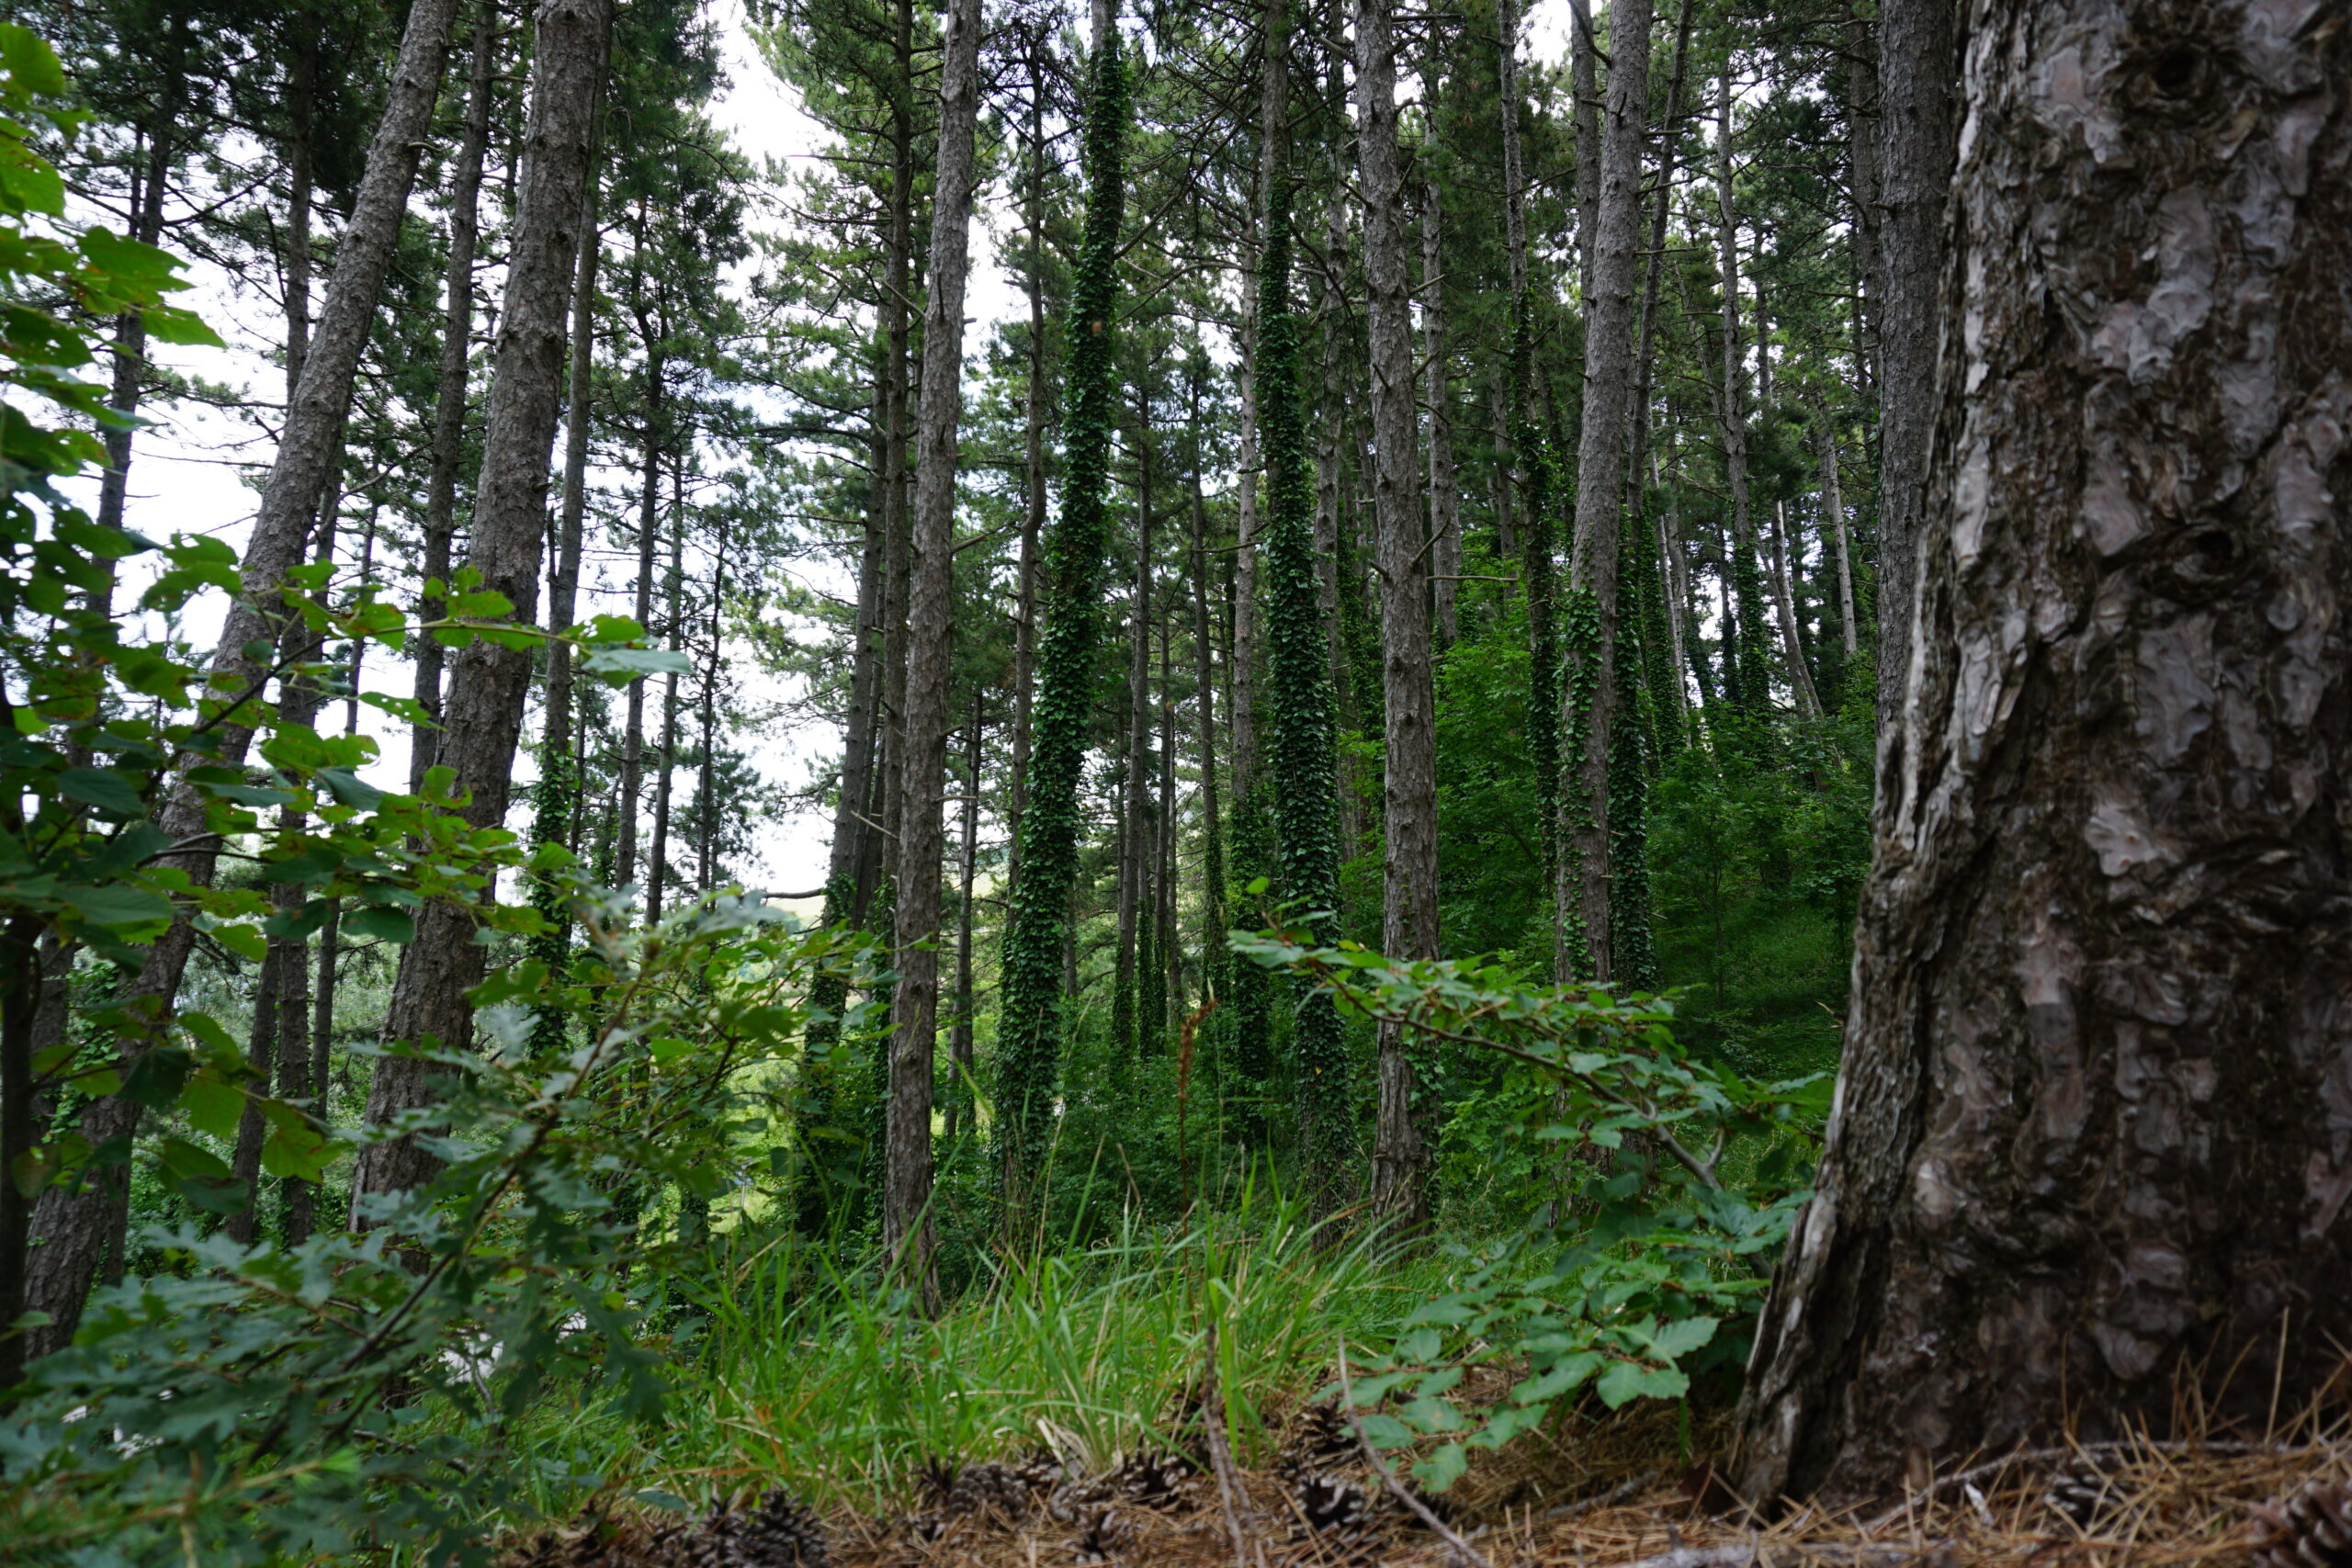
<box><xmin>57</xmin><ymin>766</ymin><xmax>146</xmax><ymax>818</ymax></box>
<box><xmin>343</xmin><ymin>906</ymin><xmax>415</xmax><ymax>944</ymax></box>
<box><xmin>61</xmin><ymin>882</ymin><xmax>171</xmax><ymax>931</ymax></box>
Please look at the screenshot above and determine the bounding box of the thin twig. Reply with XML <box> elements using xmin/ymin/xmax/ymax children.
<box><xmin>1334</xmin><ymin>1346</ymin><xmax>1496</xmax><ymax>1568</ymax></box>
<box><xmin>1202</xmin><ymin>1322</ymin><xmax>1254</xmax><ymax>1568</ymax></box>
<box><xmin>1544</xmin><ymin>1468</ymin><xmax>1662</xmax><ymax>1519</ymax></box>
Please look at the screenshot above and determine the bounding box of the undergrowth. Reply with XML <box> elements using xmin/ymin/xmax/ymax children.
<box><xmin>498</xmin><ymin>1188</ymin><xmax>1458</xmax><ymax>1521</ymax></box>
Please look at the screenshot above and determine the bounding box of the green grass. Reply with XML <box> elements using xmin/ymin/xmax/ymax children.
<box><xmin>500</xmin><ymin>1185</ymin><xmax>1463</xmax><ymax>1519</ymax></box>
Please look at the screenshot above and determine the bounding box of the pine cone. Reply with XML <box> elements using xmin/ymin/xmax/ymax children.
<box><xmin>2042</xmin><ymin>1457</ymin><xmax>2120</xmax><ymax>1531</ymax></box>
<box><xmin>733</xmin><ymin>1489</ymin><xmax>831</xmax><ymax>1568</ymax></box>
<box><xmin>1290</xmin><ymin>1472</ymin><xmax>1377</xmax><ymax>1540</ymax></box>
<box><xmin>2252</xmin><ymin>1481</ymin><xmax>2352</xmax><ymax>1568</ymax></box>
<box><xmin>1108</xmin><ymin>1450</ymin><xmax>1201</xmax><ymax>1511</ymax></box>
<box><xmin>945</xmin><ymin>1461</ymin><xmax>1039</xmax><ymax>1521</ymax></box>
<box><xmin>677</xmin><ymin>1491</ymin><xmax>829</xmax><ymax>1568</ymax></box>
<box><xmin>1047</xmin><ymin>1471</ymin><xmax>1117</xmax><ymax>1526</ymax></box>
<box><xmin>1277</xmin><ymin>1401</ymin><xmax>1362</xmax><ymax>1482</ymax></box>
<box><xmin>1068</xmin><ymin>1506</ymin><xmax>1135</xmax><ymax>1563</ymax></box>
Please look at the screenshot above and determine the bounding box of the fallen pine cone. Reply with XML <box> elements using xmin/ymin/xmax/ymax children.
<box><xmin>2251</xmin><ymin>1480</ymin><xmax>2352</xmax><ymax>1568</ymax></box>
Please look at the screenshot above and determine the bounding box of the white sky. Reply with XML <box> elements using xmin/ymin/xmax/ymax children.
<box><xmin>87</xmin><ymin>0</ymin><xmax>1580</xmax><ymax>907</ymax></box>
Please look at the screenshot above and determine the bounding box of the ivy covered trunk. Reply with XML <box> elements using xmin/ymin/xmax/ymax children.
<box><xmin>1735</xmin><ymin>0</ymin><xmax>2352</xmax><ymax>1504</ymax></box>
<box><xmin>993</xmin><ymin>0</ymin><xmax>1125</xmax><ymax>1224</ymax></box>
<box><xmin>1257</xmin><ymin>0</ymin><xmax>1354</xmax><ymax>1205</ymax></box>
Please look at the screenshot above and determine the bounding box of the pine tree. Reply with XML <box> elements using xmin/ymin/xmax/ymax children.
<box><xmin>993</xmin><ymin>1</ymin><xmax>1127</xmax><ymax>1224</ymax></box>
<box><xmin>1255</xmin><ymin>0</ymin><xmax>1354</xmax><ymax>1204</ymax></box>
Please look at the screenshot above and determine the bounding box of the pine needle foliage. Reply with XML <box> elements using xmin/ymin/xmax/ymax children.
<box><xmin>993</xmin><ymin>20</ymin><xmax>1129</xmax><ymax>1224</ymax></box>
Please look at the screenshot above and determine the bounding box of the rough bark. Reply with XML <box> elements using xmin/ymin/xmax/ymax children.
<box><xmin>1736</xmin><ymin>0</ymin><xmax>2352</xmax><ymax>1506</ymax></box>
<box><xmin>544</xmin><ymin>142</ymin><xmax>603</xmax><ymax>784</ymax></box>
<box><xmin>414</xmin><ymin>6</ymin><xmax>500</xmax><ymax>793</ymax></box>
<box><xmin>876</xmin><ymin>0</ymin><xmax>918</xmax><ymax>906</ymax></box>
<box><xmin>1419</xmin><ymin>137</ymin><xmax>1460</xmax><ymax>646</ymax></box>
<box><xmin>883</xmin><ymin>0</ymin><xmax>980</xmax><ymax>1306</ymax></box>
<box><xmin>353</xmin><ymin>0</ymin><xmax>615</xmax><ymax>1213</ymax></box>
<box><xmin>1870</xmin><ymin>0</ymin><xmax>1956</xmax><ymax>732</ymax></box>
<box><xmin>1358</xmin><ymin>0</ymin><xmax>1437</xmax><ymax>1227</ymax></box>
<box><xmin>1561</xmin><ymin>0</ymin><xmax>1653</xmax><ymax>984</ymax></box>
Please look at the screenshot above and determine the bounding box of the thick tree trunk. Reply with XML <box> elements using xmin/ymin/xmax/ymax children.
<box><xmin>1736</xmin><ymin>0</ymin><xmax>2351</xmax><ymax>1505</ymax></box>
<box><xmin>353</xmin><ymin>0</ymin><xmax>614</xmax><ymax>1213</ymax></box>
<box><xmin>1560</xmin><ymin>0</ymin><xmax>1653</xmax><ymax>984</ymax></box>
<box><xmin>414</xmin><ymin>6</ymin><xmax>500</xmax><ymax>792</ymax></box>
<box><xmin>1358</xmin><ymin>0</ymin><xmax>1437</xmax><ymax>1227</ymax></box>
<box><xmin>883</xmin><ymin>0</ymin><xmax>981</xmax><ymax>1307</ymax></box>
<box><xmin>1869</xmin><ymin>0</ymin><xmax>1954</xmax><ymax>733</ymax></box>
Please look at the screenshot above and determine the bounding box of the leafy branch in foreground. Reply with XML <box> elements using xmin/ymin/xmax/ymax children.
<box><xmin>0</xmin><ymin>881</ymin><xmax>863</xmax><ymax>1566</ymax></box>
<box><xmin>1233</xmin><ymin>926</ymin><xmax>1828</xmax><ymax>1492</ymax></box>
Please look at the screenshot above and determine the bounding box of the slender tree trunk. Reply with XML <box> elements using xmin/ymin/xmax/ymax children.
<box><xmin>1185</xmin><ymin>376</ymin><xmax>1225</xmax><ymax>1018</ymax></box>
<box><xmin>1232</xmin><ymin>263</ymin><xmax>1262</xmax><ymax>799</ymax></box>
<box><xmin>823</xmin><ymin>511</ymin><xmax>885</xmax><ymax>917</ymax></box>
<box><xmin>1767</xmin><ymin>498</ymin><xmax>1823</xmax><ymax>716</ymax></box>
<box><xmin>1737</xmin><ymin>0</ymin><xmax>2350</xmax><ymax>1502</ymax></box>
<box><xmin>1357</xmin><ymin>0</ymin><xmax>1437</xmax><ymax>1226</ymax></box>
<box><xmin>1118</xmin><ymin>428</ymin><xmax>1155</xmax><ymax>1060</ymax></box>
<box><xmin>1009</xmin><ymin>47</ymin><xmax>1050</xmax><ymax>879</ymax></box>
<box><xmin>1256</xmin><ymin>0</ymin><xmax>1353</xmax><ymax>1203</ymax></box>
<box><xmin>993</xmin><ymin>0</ymin><xmax>1125</xmax><ymax>1224</ymax></box>
<box><xmin>1707</xmin><ymin>81</ymin><xmax>1771</xmax><ymax>720</ymax></box>
<box><xmin>1868</xmin><ymin>0</ymin><xmax>1952</xmax><ymax>736</ymax></box>
<box><xmin>1418</xmin><ymin>62</ymin><xmax>1460</xmax><ymax>647</ymax></box>
<box><xmin>37</xmin><ymin>0</ymin><xmax>469</xmax><ymax>1310</ymax></box>
<box><xmin>413</xmin><ymin>6</ymin><xmax>500</xmax><ymax>792</ymax></box>
<box><xmin>884</xmin><ymin>0</ymin><xmax>981</xmax><ymax>1305</ymax></box>
<box><xmin>649</xmin><ymin>517</ymin><xmax>684</xmax><ymax>926</ymax></box>
<box><xmin>1567</xmin><ymin>0</ymin><xmax>1600</xmax><ymax>299</ymax></box>
<box><xmin>1559</xmin><ymin>0</ymin><xmax>1653</xmax><ymax>985</ymax></box>
<box><xmin>353</xmin><ymin>0</ymin><xmax>615</xmax><ymax>1213</ymax></box>
<box><xmin>213</xmin><ymin>0</ymin><xmax>463</xmax><ymax>715</ymax></box>
<box><xmin>946</xmin><ymin>697</ymin><xmax>980</xmax><ymax>1140</ymax></box>
<box><xmin>695</xmin><ymin>558</ymin><xmax>724</xmax><ymax>893</ymax></box>
<box><xmin>1814</xmin><ymin>402</ymin><xmax>1857</xmax><ymax>661</ymax></box>
<box><xmin>876</xmin><ymin>0</ymin><xmax>918</xmax><ymax>907</ymax></box>
<box><xmin>544</xmin><ymin>131</ymin><xmax>603</xmax><ymax>782</ymax></box>
<box><xmin>618</xmin><ymin>321</ymin><xmax>663</xmax><ymax>889</ymax></box>
<box><xmin>1843</xmin><ymin>5</ymin><xmax>1879</xmax><ymax>377</ymax></box>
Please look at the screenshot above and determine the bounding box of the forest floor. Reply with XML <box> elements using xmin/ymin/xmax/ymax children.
<box><xmin>498</xmin><ymin>1382</ymin><xmax>2328</xmax><ymax>1568</ymax></box>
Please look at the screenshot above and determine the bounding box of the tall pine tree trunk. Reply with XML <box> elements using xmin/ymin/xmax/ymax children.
<box><xmin>1357</xmin><ymin>0</ymin><xmax>1436</xmax><ymax>1226</ymax></box>
<box><xmin>1258</xmin><ymin>0</ymin><xmax>1353</xmax><ymax>1204</ymax></box>
<box><xmin>352</xmin><ymin>0</ymin><xmax>615</xmax><ymax>1213</ymax></box>
<box><xmin>884</xmin><ymin>0</ymin><xmax>980</xmax><ymax>1304</ymax></box>
<box><xmin>1736</xmin><ymin>0</ymin><xmax>2350</xmax><ymax>1504</ymax></box>
<box><xmin>1560</xmin><ymin>0</ymin><xmax>1653</xmax><ymax>983</ymax></box>
<box><xmin>993</xmin><ymin>0</ymin><xmax>1127</xmax><ymax>1224</ymax></box>
<box><xmin>1869</xmin><ymin>0</ymin><xmax>1954</xmax><ymax>734</ymax></box>
<box><xmin>414</xmin><ymin>6</ymin><xmax>500</xmax><ymax>791</ymax></box>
